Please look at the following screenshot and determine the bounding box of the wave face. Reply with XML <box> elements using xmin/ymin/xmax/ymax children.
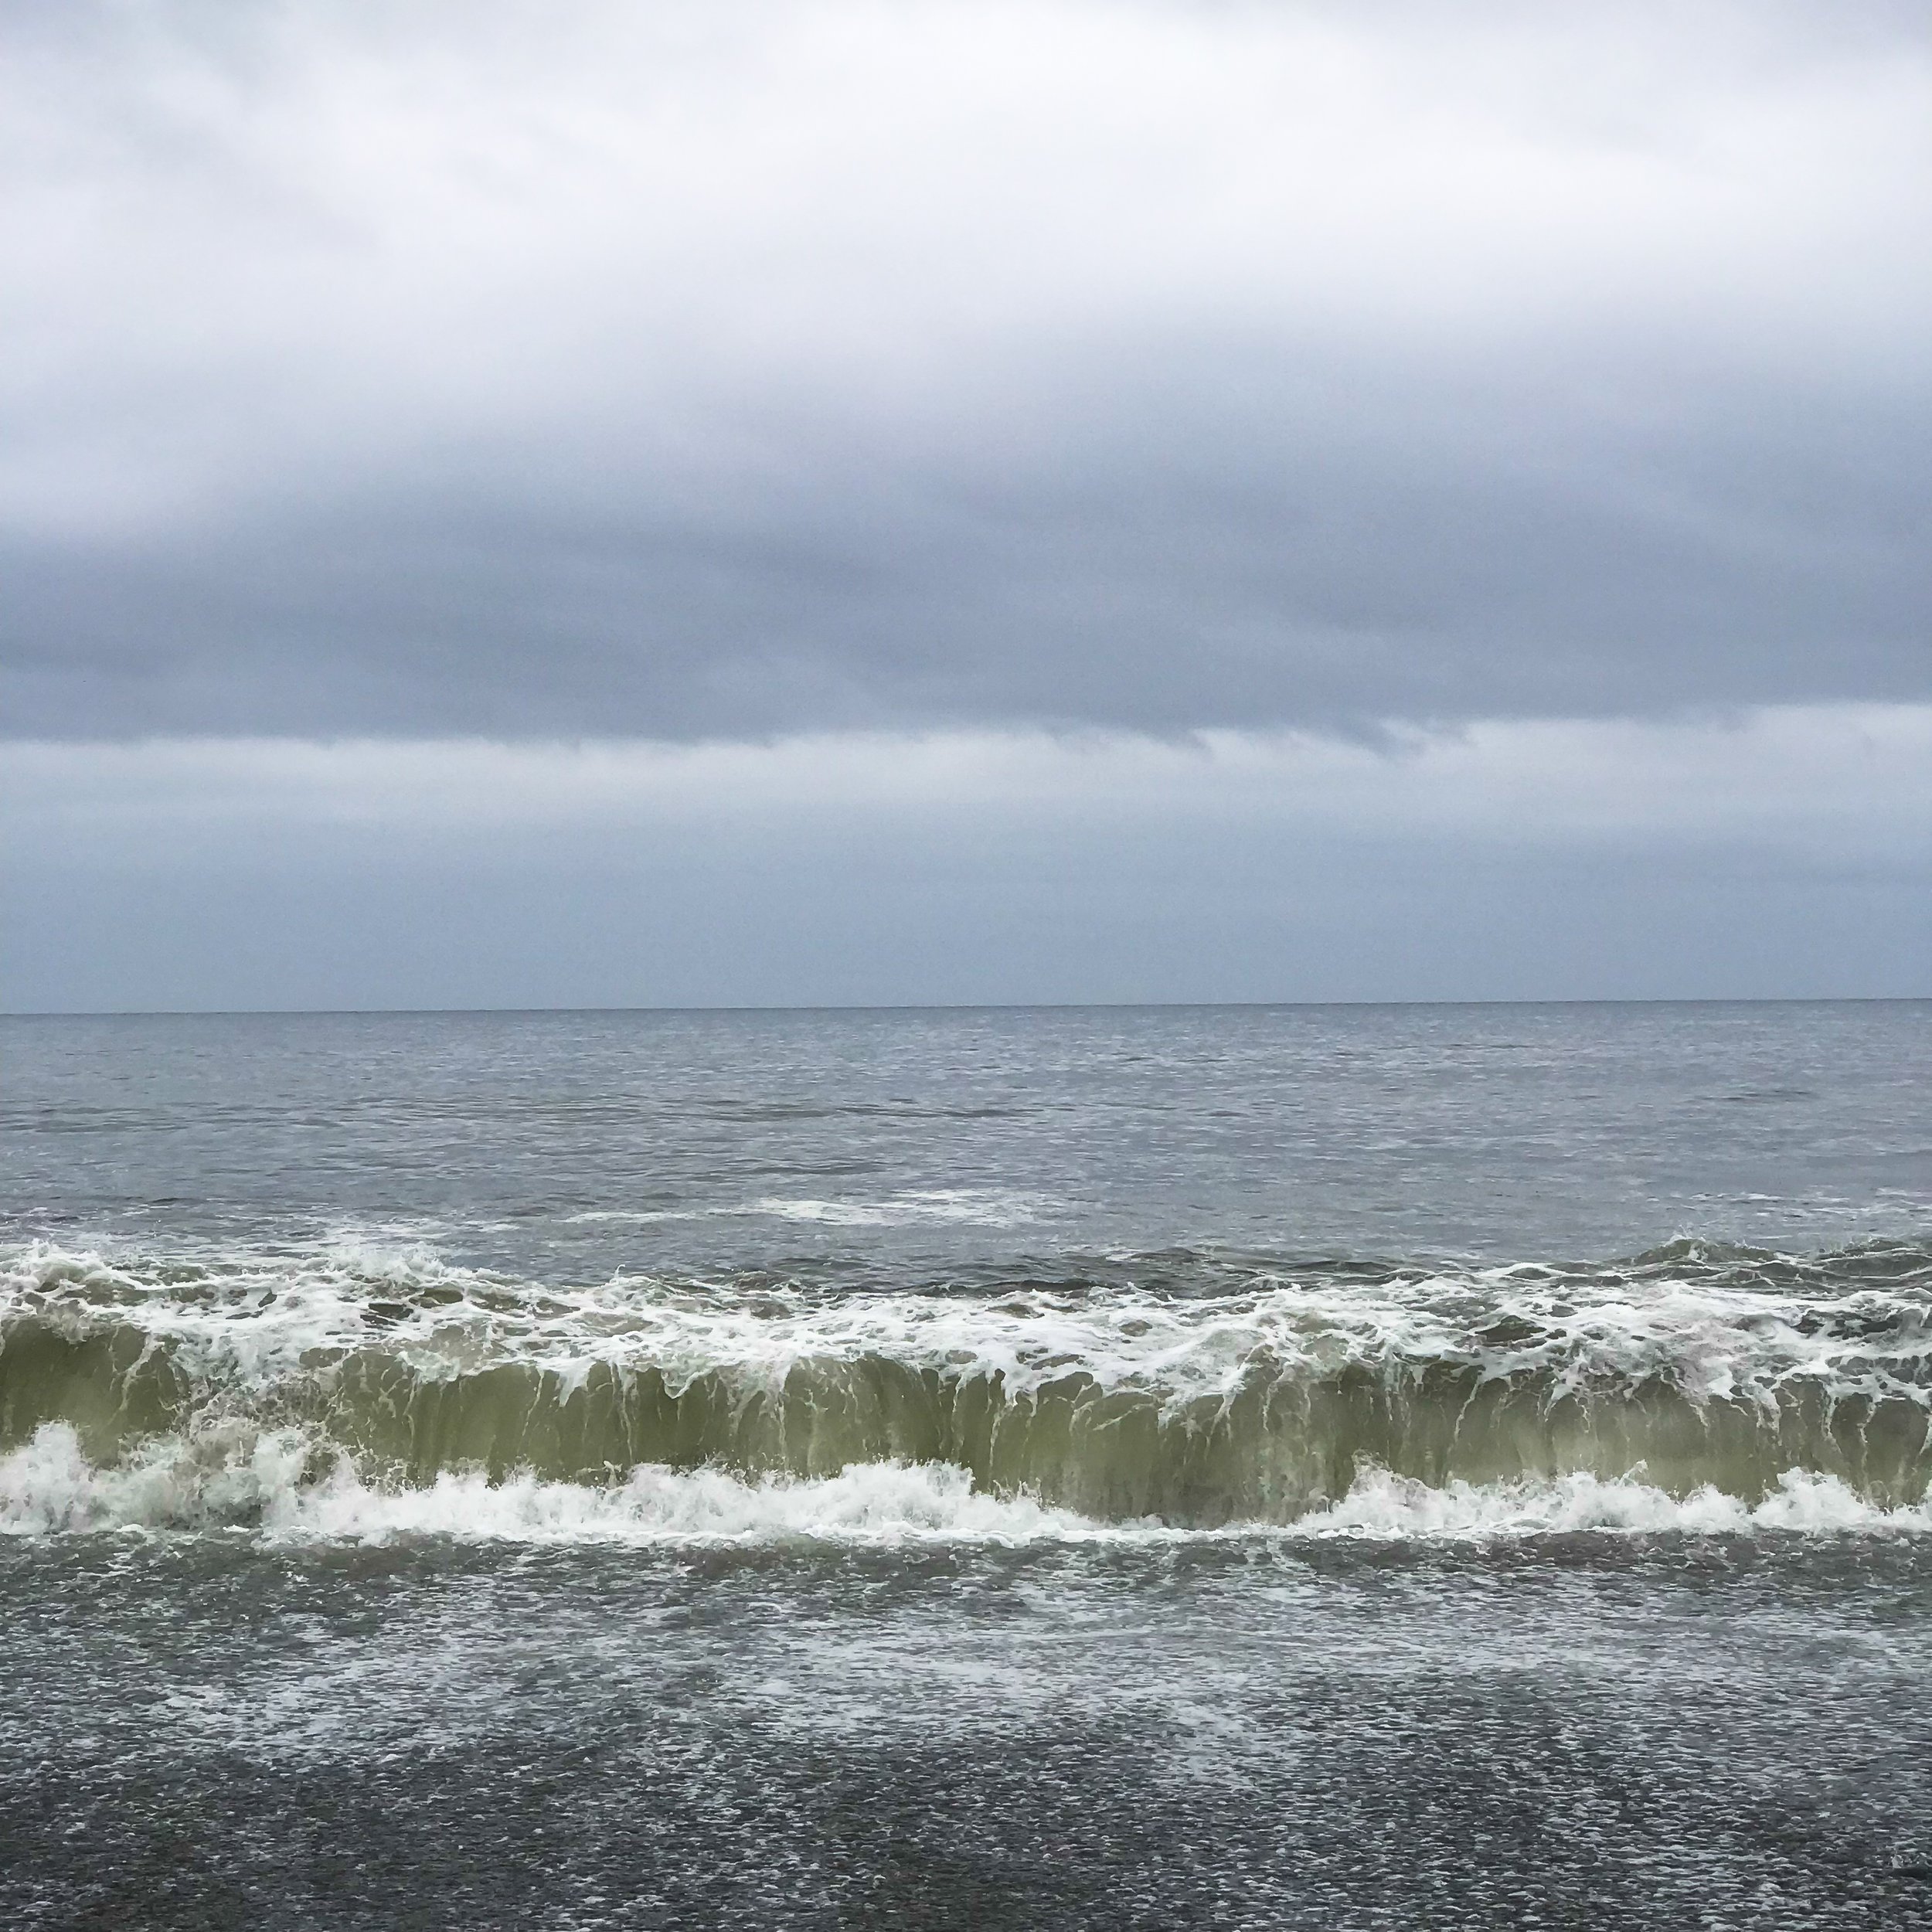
<box><xmin>4</xmin><ymin>1238</ymin><xmax>1930</xmax><ymax>1538</ymax></box>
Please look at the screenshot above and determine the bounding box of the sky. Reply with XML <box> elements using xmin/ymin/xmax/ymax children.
<box><xmin>4</xmin><ymin>0</ymin><xmax>1929</xmax><ymax>1009</ymax></box>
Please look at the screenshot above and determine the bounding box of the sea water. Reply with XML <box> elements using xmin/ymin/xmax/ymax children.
<box><xmin>2</xmin><ymin>1003</ymin><xmax>1930</xmax><ymax>1927</ymax></box>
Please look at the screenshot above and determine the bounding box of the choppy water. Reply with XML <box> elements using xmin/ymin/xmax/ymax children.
<box><xmin>3</xmin><ymin>1003</ymin><xmax>1931</xmax><ymax>1927</ymax></box>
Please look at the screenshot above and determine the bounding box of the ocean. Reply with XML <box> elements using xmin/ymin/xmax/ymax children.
<box><xmin>3</xmin><ymin>1002</ymin><xmax>1930</xmax><ymax>1928</ymax></box>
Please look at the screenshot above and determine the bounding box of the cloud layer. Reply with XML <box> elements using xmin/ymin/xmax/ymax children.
<box><xmin>7</xmin><ymin>707</ymin><xmax>1928</xmax><ymax>1009</ymax></box>
<box><xmin>8</xmin><ymin>0</ymin><xmax>1930</xmax><ymax>739</ymax></box>
<box><xmin>12</xmin><ymin>705</ymin><xmax>1932</xmax><ymax>846</ymax></box>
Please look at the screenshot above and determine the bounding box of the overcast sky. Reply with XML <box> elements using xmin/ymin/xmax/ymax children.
<box><xmin>4</xmin><ymin>1</ymin><xmax>1928</xmax><ymax>1009</ymax></box>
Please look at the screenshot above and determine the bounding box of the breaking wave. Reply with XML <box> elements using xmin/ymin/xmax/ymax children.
<box><xmin>4</xmin><ymin>1235</ymin><xmax>1930</xmax><ymax>1540</ymax></box>
<box><xmin>6</xmin><ymin>1422</ymin><xmax>1927</xmax><ymax>1544</ymax></box>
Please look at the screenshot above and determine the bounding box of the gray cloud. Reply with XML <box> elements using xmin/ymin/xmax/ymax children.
<box><xmin>5</xmin><ymin>0</ymin><xmax>1929</xmax><ymax>740</ymax></box>
<box><xmin>7</xmin><ymin>713</ymin><xmax>1930</xmax><ymax>1009</ymax></box>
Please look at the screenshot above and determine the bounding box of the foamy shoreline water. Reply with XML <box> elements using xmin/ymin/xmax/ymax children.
<box><xmin>6</xmin><ymin>1005</ymin><xmax>1931</xmax><ymax>1929</ymax></box>
<box><xmin>6</xmin><ymin>1421</ymin><xmax>1927</xmax><ymax>1545</ymax></box>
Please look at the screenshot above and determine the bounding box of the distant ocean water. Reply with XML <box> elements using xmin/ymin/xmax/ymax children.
<box><xmin>4</xmin><ymin>1003</ymin><xmax>1930</xmax><ymax>1927</ymax></box>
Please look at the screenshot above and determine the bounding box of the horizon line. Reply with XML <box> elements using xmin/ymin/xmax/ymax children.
<box><xmin>4</xmin><ymin>995</ymin><xmax>1926</xmax><ymax>1020</ymax></box>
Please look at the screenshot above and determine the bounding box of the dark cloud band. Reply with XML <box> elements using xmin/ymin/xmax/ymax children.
<box><xmin>4</xmin><ymin>1</ymin><xmax>1928</xmax><ymax>740</ymax></box>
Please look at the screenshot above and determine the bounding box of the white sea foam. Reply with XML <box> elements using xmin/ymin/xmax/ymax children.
<box><xmin>5</xmin><ymin>1425</ymin><xmax>1927</xmax><ymax>1546</ymax></box>
<box><xmin>0</xmin><ymin>1424</ymin><xmax>1109</xmax><ymax>1544</ymax></box>
<box><xmin>742</xmin><ymin>1189</ymin><xmax>1046</xmax><ymax>1227</ymax></box>
<box><xmin>559</xmin><ymin>1189</ymin><xmax>1049</xmax><ymax>1230</ymax></box>
<box><xmin>1291</xmin><ymin>1466</ymin><xmax>1932</xmax><ymax>1538</ymax></box>
<box><xmin>6</xmin><ymin>1233</ymin><xmax>1928</xmax><ymax>1412</ymax></box>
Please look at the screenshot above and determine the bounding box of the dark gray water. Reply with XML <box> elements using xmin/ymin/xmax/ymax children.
<box><xmin>3</xmin><ymin>1003</ymin><xmax>1930</xmax><ymax>1927</ymax></box>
